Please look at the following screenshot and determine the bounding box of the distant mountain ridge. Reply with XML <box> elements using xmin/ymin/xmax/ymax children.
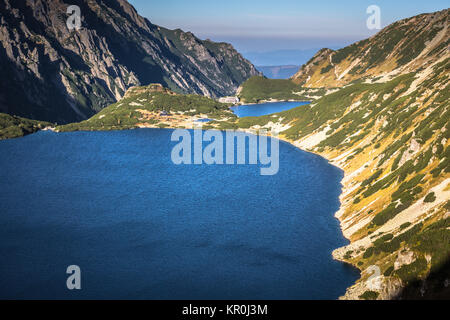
<box><xmin>243</xmin><ymin>49</ymin><xmax>321</xmax><ymax>66</ymax></box>
<box><xmin>256</xmin><ymin>65</ymin><xmax>300</xmax><ymax>79</ymax></box>
<box><xmin>0</xmin><ymin>0</ymin><xmax>260</xmax><ymax>123</ymax></box>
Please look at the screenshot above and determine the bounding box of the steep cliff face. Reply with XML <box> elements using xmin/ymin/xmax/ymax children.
<box><xmin>292</xmin><ymin>9</ymin><xmax>449</xmax><ymax>88</ymax></box>
<box><xmin>0</xmin><ymin>0</ymin><xmax>260</xmax><ymax>123</ymax></box>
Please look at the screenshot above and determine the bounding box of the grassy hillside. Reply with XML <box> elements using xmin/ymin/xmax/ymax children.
<box><xmin>0</xmin><ymin>113</ymin><xmax>51</xmax><ymax>140</ymax></box>
<box><xmin>229</xmin><ymin>58</ymin><xmax>450</xmax><ymax>299</ymax></box>
<box><xmin>237</xmin><ymin>76</ymin><xmax>327</xmax><ymax>103</ymax></box>
<box><xmin>57</xmin><ymin>84</ymin><xmax>235</xmax><ymax>132</ymax></box>
<box><xmin>230</xmin><ymin>10</ymin><xmax>450</xmax><ymax>299</ymax></box>
<box><xmin>292</xmin><ymin>9</ymin><xmax>449</xmax><ymax>88</ymax></box>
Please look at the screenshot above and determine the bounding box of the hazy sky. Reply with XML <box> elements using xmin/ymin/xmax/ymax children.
<box><xmin>128</xmin><ymin>0</ymin><xmax>448</xmax><ymax>65</ymax></box>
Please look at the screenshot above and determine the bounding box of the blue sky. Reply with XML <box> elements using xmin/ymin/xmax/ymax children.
<box><xmin>128</xmin><ymin>0</ymin><xmax>448</xmax><ymax>64</ymax></box>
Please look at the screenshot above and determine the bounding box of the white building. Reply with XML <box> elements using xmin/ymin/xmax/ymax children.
<box><xmin>218</xmin><ymin>96</ymin><xmax>240</xmax><ymax>104</ymax></box>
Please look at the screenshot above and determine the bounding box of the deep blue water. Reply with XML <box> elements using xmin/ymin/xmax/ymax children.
<box><xmin>0</xmin><ymin>129</ymin><xmax>358</xmax><ymax>299</ymax></box>
<box><xmin>231</xmin><ymin>101</ymin><xmax>309</xmax><ymax>118</ymax></box>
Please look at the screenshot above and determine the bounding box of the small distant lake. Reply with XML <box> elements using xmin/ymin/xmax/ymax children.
<box><xmin>231</xmin><ymin>101</ymin><xmax>310</xmax><ymax>118</ymax></box>
<box><xmin>0</xmin><ymin>129</ymin><xmax>358</xmax><ymax>299</ymax></box>
<box><xmin>195</xmin><ymin>118</ymin><xmax>212</xmax><ymax>123</ymax></box>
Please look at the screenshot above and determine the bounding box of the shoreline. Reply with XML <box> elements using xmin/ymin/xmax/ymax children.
<box><xmin>264</xmin><ymin>135</ymin><xmax>361</xmax><ymax>271</ymax></box>
<box><xmin>40</xmin><ymin>125</ymin><xmax>362</xmax><ymax>298</ymax></box>
<box><xmin>234</xmin><ymin>99</ymin><xmax>312</xmax><ymax>106</ymax></box>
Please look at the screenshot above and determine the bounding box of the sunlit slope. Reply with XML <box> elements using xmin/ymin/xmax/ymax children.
<box><xmin>57</xmin><ymin>84</ymin><xmax>236</xmax><ymax>132</ymax></box>
<box><xmin>238</xmin><ymin>56</ymin><xmax>449</xmax><ymax>299</ymax></box>
<box><xmin>292</xmin><ymin>9</ymin><xmax>449</xmax><ymax>88</ymax></box>
<box><xmin>237</xmin><ymin>76</ymin><xmax>327</xmax><ymax>103</ymax></box>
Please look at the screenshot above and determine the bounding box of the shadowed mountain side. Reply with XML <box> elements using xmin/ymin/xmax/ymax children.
<box><xmin>395</xmin><ymin>257</ymin><xmax>450</xmax><ymax>300</ymax></box>
<box><xmin>0</xmin><ymin>0</ymin><xmax>260</xmax><ymax>123</ymax></box>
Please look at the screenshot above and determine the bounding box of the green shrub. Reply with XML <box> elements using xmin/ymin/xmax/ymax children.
<box><xmin>361</xmin><ymin>169</ymin><xmax>383</xmax><ymax>187</ymax></box>
<box><xmin>343</xmin><ymin>250</ymin><xmax>354</xmax><ymax>260</ymax></box>
<box><xmin>359</xmin><ymin>291</ymin><xmax>379</xmax><ymax>300</ymax></box>
<box><xmin>445</xmin><ymin>201</ymin><xmax>450</xmax><ymax>211</ymax></box>
<box><xmin>394</xmin><ymin>257</ymin><xmax>428</xmax><ymax>283</ymax></box>
<box><xmin>320</xmin><ymin>64</ymin><xmax>333</xmax><ymax>74</ymax></box>
<box><xmin>384</xmin><ymin>266</ymin><xmax>394</xmax><ymax>276</ymax></box>
<box><xmin>237</xmin><ymin>76</ymin><xmax>324</xmax><ymax>103</ymax></box>
<box><xmin>363</xmin><ymin>247</ymin><xmax>375</xmax><ymax>259</ymax></box>
<box><xmin>400</xmin><ymin>222</ymin><xmax>412</xmax><ymax>230</ymax></box>
<box><xmin>0</xmin><ymin>113</ymin><xmax>51</xmax><ymax>140</ymax></box>
<box><xmin>424</xmin><ymin>192</ymin><xmax>436</xmax><ymax>203</ymax></box>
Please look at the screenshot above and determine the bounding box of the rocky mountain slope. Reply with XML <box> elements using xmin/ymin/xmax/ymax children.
<box><xmin>66</xmin><ymin>9</ymin><xmax>450</xmax><ymax>299</ymax></box>
<box><xmin>0</xmin><ymin>0</ymin><xmax>260</xmax><ymax>123</ymax></box>
<box><xmin>292</xmin><ymin>9</ymin><xmax>449</xmax><ymax>88</ymax></box>
<box><xmin>19</xmin><ymin>8</ymin><xmax>450</xmax><ymax>300</ymax></box>
<box><xmin>239</xmin><ymin>9</ymin><xmax>450</xmax><ymax>299</ymax></box>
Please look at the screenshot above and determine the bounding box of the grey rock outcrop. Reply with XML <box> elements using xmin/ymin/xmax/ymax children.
<box><xmin>0</xmin><ymin>0</ymin><xmax>260</xmax><ymax>123</ymax></box>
